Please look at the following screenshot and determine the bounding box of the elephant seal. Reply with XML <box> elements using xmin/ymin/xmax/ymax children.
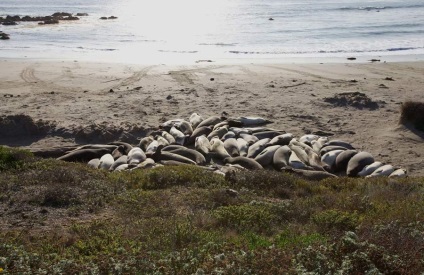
<box><xmin>139</xmin><ymin>136</ymin><xmax>154</xmax><ymax>151</ymax></box>
<box><xmin>136</xmin><ymin>158</ymin><xmax>156</xmax><ymax>169</ymax></box>
<box><xmin>108</xmin><ymin>141</ymin><xmax>133</xmax><ymax>155</ymax></box>
<box><xmin>195</xmin><ymin>135</ymin><xmax>212</xmax><ymax>155</ymax></box>
<box><xmin>159</xmin><ymin>160</ymin><xmax>192</xmax><ymax>166</ymax></box>
<box><xmin>110</xmin><ymin>155</ymin><xmax>128</xmax><ymax>171</ymax></box>
<box><xmin>207</xmin><ymin>125</ymin><xmax>229</xmax><ymax>141</ymax></box>
<box><xmin>224</xmin><ymin>138</ymin><xmax>240</xmax><ymax>157</ymax></box>
<box><xmin>299</xmin><ymin>134</ymin><xmax>320</xmax><ymax>145</ymax></box>
<box><xmin>357</xmin><ymin>161</ymin><xmax>383</xmax><ymax>177</ymax></box>
<box><xmin>114</xmin><ymin>164</ymin><xmax>129</xmax><ymax>171</ymax></box>
<box><xmin>87</xmin><ymin>158</ymin><xmax>100</xmax><ymax>169</ymax></box>
<box><xmin>389</xmin><ymin>168</ymin><xmax>407</xmax><ymax>178</ymax></box>
<box><xmin>273</xmin><ymin>145</ymin><xmax>292</xmax><ymax>170</ymax></box>
<box><xmin>99</xmin><ymin>154</ymin><xmax>114</xmax><ymax>170</ymax></box>
<box><xmin>289</xmin><ymin>144</ymin><xmax>309</xmax><ymax>165</ymax></box>
<box><xmin>160</xmin><ymin>119</ymin><xmax>185</xmax><ymax>131</ymax></box>
<box><xmin>289</xmin><ymin>151</ymin><xmax>310</xmax><ymax>170</ymax></box>
<box><xmin>247</xmin><ymin>138</ymin><xmax>270</xmax><ymax>158</ymax></box>
<box><xmin>221</xmin><ymin>131</ymin><xmax>236</xmax><ymax>141</ymax></box>
<box><xmin>175</xmin><ymin>120</ymin><xmax>193</xmax><ymax>135</ymax></box>
<box><xmin>319</xmin><ymin>145</ymin><xmax>347</xmax><ymax>157</ymax></box>
<box><xmin>213</xmin><ymin>121</ymin><xmax>229</xmax><ymax>130</ymax></box>
<box><xmin>170</xmin><ymin>126</ymin><xmax>187</xmax><ymax>145</ymax></box>
<box><xmin>268</xmin><ymin>133</ymin><xmax>293</xmax><ymax>146</ymax></box>
<box><xmin>304</xmin><ymin>146</ymin><xmax>327</xmax><ymax>171</ymax></box>
<box><xmin>254</xmin><ymin>145</ymin><xmax>281</xmax><ymax>167</ymax></box>
<box><xmin>162</xmin><ymin>131</ymin><xmax>176</xmax><ymax>144</ymax></box>
<box><xmin>253</xmin><ymin>130</ymin><xmax>284</xmax><ymax>140</ymax></box>
<box><xmin>210</xmin><ymin>137</ymin><xmax>231</xmax><ymax>159</ymax></box>
<box><xmin>224</xmin><ymin>156</ymin><xmax>263</xmax><ymax>170</ymax></box>
<box><xmin>239</xmin><ymin>133</ymin><xmax>259</xmax><ymax>145</ymax></box>
<box><xmin>146</xmin><ymin>140</ymin><xmax>159</xmax><ymax>154</ymax></box>
<box><xmin>233</xmin><ymin>116</ymin><xmax>272</xmax><ymax>126</ymax></box>
<box><xmin>282</xmin><ymin>168</ymin><xmax>338</xmax><ymax>181</ymax></box>
<box><xmin>334</xmin><ymin>150</ymin><xmax>358</xmax><ymax>173</ymax></box>
<box><xmin>321</xmin><ymin>149</ymin><xmax>344</xmax><ymax>171</ymax></box>
<box><xmin>151</xmin><ymin>145</ymin><xmax>196</xmax><ymax>165</ymax></box>
<box><xmin>366</xmin><ymin>164</ymin><xmax>394</xmax><ymax>178</ymax></box>
<box><xmin>68</xmin><ymin>144</ymin><xmax>117</xmax><ymax>153</ymax></box>
<box><xmin>57</xmin><ymin>148</ymin><xmax>112</xmax><ymax>162</ymax></box>
<box><xmin>187</xmin><ymin>126</ymin><xmax>213</xmax><ymax>145</ymax></box>
<box><xmin>236</xmin><ymin>138</ymin><xmax>249</xmax><ymax>157</ymax></box>
<box><xmin>196</xmin><ymin>116</ymin><xmax>222</xmax><ymax>128</ymax></box>
<box><xmin>164</xmin><ymin>146</ymin><xmax>206</xmax><ymax>165</ymax></box>
<box><xmin>111</xmin><ymin>145</ymin><xmax>126</xmax><ymax>160</ymax></box>
<box><xmin>190</xmin><ymin>112</ymin><xmax>204</xmax><ymax>129</ymax></box>
<box><xmin>156</xmin><ymin>136</ymin><xmax>170</xmax><ymax>147</ymax></box>
<box><xmin>128</xmin><ymin>147</ymin><xmax>147</xmax><ymax>165</ymax></box>
<box><xmin>290</xmin><ymin>139</ymin><xmax>313</xmax><ymax>151</ymax></box>
<box><xmin>346</xmin><ymin>152</ymin><xmax>374</xmax><ymax>177</ymax></box>
<box><xmin>311</xmin><ymin>137</ymin><xmax>329</xmax><ymax>153</ymax></box>
<box><xmin>229</xmin><ymin>127</ymin><xmax>251</xmax><ymax>136</ymax></box>
<box><xmin>322</xmin><ymin>140</ymin><xmax>355</xmax><ymax>150</ymax></box>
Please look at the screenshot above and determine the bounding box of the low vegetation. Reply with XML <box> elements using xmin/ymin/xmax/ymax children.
<box><xmin>0</xmin><ymin>146</ymin><xmax>423</xmax><ymax>274</ymax></box>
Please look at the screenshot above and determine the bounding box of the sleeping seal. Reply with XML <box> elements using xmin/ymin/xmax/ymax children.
<box><xmin>57</xmin><ymin>148</ymin><xmax>112</xmax><ymax>163</ymax></box>
<box><xmin>282</xmin><ymin>168</ymin><xmax>338</xmax><ymax>181</ymax></box>
<box><xmin>224</xmin><ymin>156</ymin><xmax>263</xmax><ymax>170</ymax></box>
<box><xmin>195</xmin><ymin>135</ymin><xmax>212</xmax><ymax>155</ymax></box>
<box><xmin>268</xmin><ymin>133</ymin><xmax>293</xmax><ymax>146</ymax></box>
<box><xmin>189</xmin><ymin>112</ymin><xmax>204</xmax><ymax>129</ymax></box>
<box><xmin>366</xmin><ymin>164</ymin><xmax>394</xmax><ymax>178</ymax></box>
<box><xmin>128</xmin><ymin>147</ymin><xmax>147</xmax><ymax>165</ymax></box>
<box><xmin>233</xmin><ymin>116</ymin><xmax>272</xmax><ymax>126</ymax></box>
<box><xmin>99</xmin><ymin>154</ymin><xmax>114</xmax><ymax>170</ymax></box>
<box><xmin>196</xmin><ymin>116</ymin><xmax>222</xmax><ymax>128</ymax></box>
<box><xmin>210</xmin><ymin>137</ymin><xmax>231</xmax><ymax>159</ymax></box>
<box><xmin>334</xmin><ymin>150</ymin><xmax>358</xmax><ymax>173</ymax></box>
<box><xmin>247</xmin><ymin>138</ymin><xmax>270</xmax><ymax>158</ymax></box>
<box><xmin>236</xmin><ymin>138</ymin><xmax>249</xmax><ymax>157</ymax></box>
<box><xmin>273</xmin><ymin>145</ymin><xmax>292</xmax><ymax>170</ymax></box>
<box><xmin>170</xmin><ymin>126</ymin><xmax>187</xmax><ymax>145</ymax></box>
<box><xmin>389</xmin><ymin>168</ymin><xmax>407</xmax><ymax>178</ymax></box>
<box><xmin>254</xmin><ymin>145</ymin><xmax>281</xmax><ymax>167</ymax></box>
<box><xmin>357</xmin><ymin>161</ymin><xmax>383</xmax><ymax>177</ymax></box>
<box><xmin>346</xmin><ymin>152</ymin><xmax>374</xmax><ymax>177</ymax></box>
<box><xmin>187</xmin><ymin>126</ymin><xmax>213</xmax><ymax>145</ymax></box>
<box><xmin>224</xmin><ymin>138</ymin><xmax>240</xmax><ymax>157</ymax></box>
<box><xmin>110</xmin><ymin>155</ymin><xmax>128</xmax><ymax>171</ymax></box>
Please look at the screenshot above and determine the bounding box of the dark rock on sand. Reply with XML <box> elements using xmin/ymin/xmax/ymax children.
<box><xmin>323</xmin><ymin>92</ymin><xmax>383</xmax><ymax>110</ymax></box>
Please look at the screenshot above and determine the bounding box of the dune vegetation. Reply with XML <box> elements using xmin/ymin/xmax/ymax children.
<box><xmin>0</xmin><ymin>146</ymin><xmax>423</xmax><ymax>274</ymax></box>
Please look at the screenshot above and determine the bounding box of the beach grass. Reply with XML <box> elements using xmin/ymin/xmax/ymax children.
<box><xmin>0</xmin><ymin>146</ymin><xmax>423</xmax><ymax>274</ymax></box>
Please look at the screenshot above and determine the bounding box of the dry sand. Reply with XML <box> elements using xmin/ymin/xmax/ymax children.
<box><xmin>0</xmin><ymin>59</ymin><xmax>423</xmax><ymax>176</ymax></box>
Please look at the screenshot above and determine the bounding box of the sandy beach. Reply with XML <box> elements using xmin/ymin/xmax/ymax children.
<box><xmin>0</xmin><ymin>59</ymin><xmax>423</xmax><ymax>176</ymax></box>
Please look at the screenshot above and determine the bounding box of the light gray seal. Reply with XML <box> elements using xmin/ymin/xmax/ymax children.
<box><xmin>268</xmin><ymin>133</ymin><xmax>293</xmax><ymax>146</ymax></box>
<box><xmin>207</xmin><ymin>125</ymin><xmax>229</xmax><ymax>141</ymax></box>
<box><xmin>224</xmin><ymin>156</ymin><xmax>263</xmax><ymax>170</ymax></box>
<box><xmin>236</xmin><ymin>138</ymin><xmax>249</xmax><ymax>157</ymax></box>
<box><xmin>322</xmin><ymin>140</ymin><xmax>355</xmax><ymax>150</ymax></box>
<box><xmin>239</xmin><ymin>133</ymin><xmax>259</xmax><ymax>145</ymax></box>
<box><xmin>247</xmin><ymin>138</ymin><xmax>270</xmax><ymax>158</ymax></box>
<box><xmin>233</xmin><ymin>116</ymin><xmax>272</xmax><ymax>126</ymax></box>
<box><xmin>273</xmin><ymin>145</ymin><xmax>292</xmax><ymax>170</ymax></box>
<box><xmin>164</xmin><ymin>146</ymin><xmax>206</xmax><ymax>165</ymax></box>
<box><xmin>187</xmin><ymin>126</ymin><xmax>213</xmax><ymax>145</ymax></box>
<box><xmin>110</xmin><ymin>155</ymin><xmax>128</xmax><ymax>171</ymax></box>
<box><xmin>151</xmin><ymin>145</ymin><xmax>196</xmax><ymax>165</ymax></box>
<box><xmin>189</xmin><ymin>112</ymin><xmax>204</xmax><ymax>129</ymax></box>
<box><xmin>366</xmin><ymin>164</ymin><xmax>394</xmax><ymax>178</ymax></box>
<box><xmin>175</xmin><ymin>120</ymin><xmax>193</xmax><ymax>135</ymax></box>
<box><xmin>210</xmin><ymin>137</ymin><xmax>231</xmax><ymax>159</ymax></box>
<box><xmin>357</xmin><ymin>161</ymin><xmax>383</xmax><ymax>177</ymax></box>
<box><xmin>196</xmin><ymin>116</ymin><xmax>222</xmax><ymax>128</ymax></box>
<box><xmin>128</xmin><ymin>147</ymin><xmax>147</xmax><ymax>165</ymax></box>
<box><xmin>224</xmin><ymin>138</ymin><xmax>240</xmax><ymax>157</ymax></box>
<box><xmin>195</xmin><ymin>135</ymin><xmax>212</xmax><ymax>155</ymax></box>
<box><xmin>139</xmin><ymin>136</ymin><xmax>154</xmax><ymax>151</ymax></box>
<box><xmin>162</xmin><ymin>131</ymin><xmax>176</xmax><ymax>144</ymax></box>
<box><xmin>170</xmin><ymin>126</ymin><xmax>187</xmax><ymax>145</ymax></box>
<box><xmin>321</xmin><ymin>149</ymin><xmax>345</xmax><ymax>171</ymax></box>
<box><xmin>319</xmin><ymin>145</ymin><xmax>347</xmax><ymax>157</ymax></box>
<box><xmin>346</xmin><ymin>152</ymin><xmax>375</xmax><ymax>177</ymax></box>
<box><xmin>254</xmin><ymin>145</ymin><xmax>281</xmax><ymax>167</ymax></box>
<box><xmin>99</xmin><ymin>154</ymin><xmax>114</xmax><ymax>170</ymax></box>
<box><xmin>87</xmin><ymin>158</ymin><xmax>100</xmax><ymax>169</ymax></box>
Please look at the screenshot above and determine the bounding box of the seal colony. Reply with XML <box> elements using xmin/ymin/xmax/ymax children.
<box><xmin>56</xmin><ymin>113</ymin><xmax>407</xmax><ymax>179</ymax></box>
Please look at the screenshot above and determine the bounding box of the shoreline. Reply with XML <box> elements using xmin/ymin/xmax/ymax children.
<box><xmin>0</xmin><ymin>59</ymin><xmax>423</xmax><ymax>176</ymax></box>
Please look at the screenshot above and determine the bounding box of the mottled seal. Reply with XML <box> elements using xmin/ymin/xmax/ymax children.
<box><xmin>156</xmin><ymin>136</ymin><xmax>170</xmax><ymax>147</ymax></box>
<box><xmin>346</xmin><ymin>152</ymin><xmax>374</xmax><ymax>177</ymax></box>
<box><xmin>111</xmin><ymin>145</ymin><xmax>126</xmax><ymax>160</ymax></box>
<box><xmin>175</xmin><ymin>120</ymin><xmax>193</xmax><ymax>135</ymax></box>
<box><xmin>162</xmin><ymin>131</ymin><xmax>176</xmax><ymax>145</ymax></box>
<box><xmin>207</xmin><ymin>125</ymin><xmax>229</xmax><ymax>141</ymax></box>
<box><xmin>145</xmin><ymin>140</ymin><xmax>159</xmax><ymax>154</ymax></box>
<box><xmin>224</xmin><ymin>156</ymin><xmax>263</xmax><ymax>170</ymax></box>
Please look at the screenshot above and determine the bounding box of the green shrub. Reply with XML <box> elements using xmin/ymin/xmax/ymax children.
<box><xmin>0</xmin><ymin>146</ymin><xmax>32</xmax><ymax>171</ymax></box>
<box><xmin>313</xmin><ymin>209</ymin><xmax>362</xmax><ymax>231</ymax></box>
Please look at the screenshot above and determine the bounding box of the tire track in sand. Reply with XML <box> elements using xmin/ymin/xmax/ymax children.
<box><xmin>105</xmin><ymin>65</ymin><xmax>156</xmax><ymax>91</ymax></box>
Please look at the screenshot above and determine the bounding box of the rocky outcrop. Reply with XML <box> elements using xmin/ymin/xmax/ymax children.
<box><xmin>0</xmin><ymin>31</ymin><xmax>10</xmax><ymax>40</ymax></box>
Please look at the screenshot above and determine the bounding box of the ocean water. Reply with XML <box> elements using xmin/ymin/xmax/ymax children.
<box><xmin>0</xmin><ymin>0</ymin><xmax>423</xmax><ymax>63</ymax></box>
